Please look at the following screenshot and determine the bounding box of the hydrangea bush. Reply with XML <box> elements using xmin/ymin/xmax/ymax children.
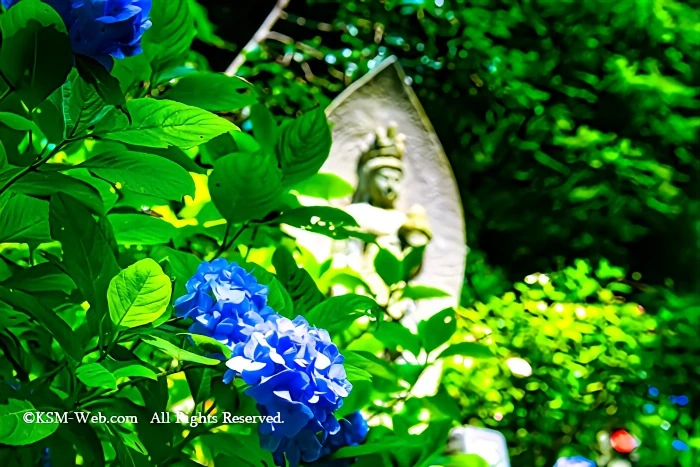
<box><xmin>0</xmin><ymin>1</ymin><xmax>484</xmax><ymax>465</ymax></box>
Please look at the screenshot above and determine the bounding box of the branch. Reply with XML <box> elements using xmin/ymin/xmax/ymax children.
<box><xmin>224</xmin><ymin>0</ymin><xmax>291</xmax><ymax>76</ymax></box>
<box><xmin>0</xmin><ymin>137</ymin><xmax>85</xmax><ymax>197</ymax></box>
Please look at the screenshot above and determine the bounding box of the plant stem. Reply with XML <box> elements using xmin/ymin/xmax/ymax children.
<box><xmin>0</xmin><ymin>138</ymin><xmax>79</xmax><ymax>196</ymax></box>
<box><xmin>216</xmin><ymin>222</ymin><xmax>249</xmax><ymax>256</ymax></box>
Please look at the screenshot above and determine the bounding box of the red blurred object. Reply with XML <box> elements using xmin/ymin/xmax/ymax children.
<box><xmin>610</xmin><ymin>429</ymin><xmax>638</xmax><ymax>453</ymax></box>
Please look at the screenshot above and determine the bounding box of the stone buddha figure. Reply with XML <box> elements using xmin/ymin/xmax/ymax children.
<box><xmin>334</xmin><ymin>123</ymin><xmax>432</xmax><ymax>306</ymax></box>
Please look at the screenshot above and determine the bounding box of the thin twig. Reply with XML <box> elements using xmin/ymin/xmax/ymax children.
<box><xmin>225</xmin><ymin>0</ymin><xmax>291</xmax><ymax>76</ymax></box>
<box><xmin>0</xmin><ymin>137</ymin><xmax>84</xmax><ymax>196</ymax></box>
<box><xmin>216</xmin><ymin>222</ymin><xmax>249</xmax><ymax>257</ymax></box>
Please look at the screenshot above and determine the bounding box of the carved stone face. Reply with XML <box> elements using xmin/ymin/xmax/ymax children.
<box><xmin>368</xmin><ymin>166</ymin><xmax>402</xmax><ymax>209</ymax></box>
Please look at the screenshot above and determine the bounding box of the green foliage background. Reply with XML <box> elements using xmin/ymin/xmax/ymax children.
<box><xmin>0</xmin><ymin>0</ymin><xmax>698</xmax><ymax>466</ymax></box>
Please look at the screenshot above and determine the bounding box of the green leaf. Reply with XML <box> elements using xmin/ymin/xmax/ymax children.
<box><xmin>142</xmin><ymin>335</ymin><xmax>221</xmax><ymax>365</ymax></box>
<box><xmin>344</xmin><ymin>364</ymin><xmax>372</xmax><ymax>382</ymax></box>
<box><xmin>108</xmin><ymin>258</ymin><xmax>172</xmax><ymax>329</ymax></box>
<box><xmin>187</xmin><ymin>0</ymin><xmax>231</xmax><ymax>49</ymax></box>
<box><xmin>72</xmin><ymin>150</ymin><xmax>195</xmax><ymax>201</ymax></box>
<box><xmin>276</xmin><ymin>108</ymin><xmax>332</xmax><ymax>185</ymax></box>
<box><xmin>0</xmin><ymin>287</ymin><xmax>82</xmax><ymax>360</ymax></box>
<box><xmin>374</xmin><ymin>248</ymin><xmax>404</xmax><ymax>286</ymax></box>
<box><xmin>9</xmin><ymin>171</ymin><xmax>104</xmax><ymax>214</ymax></box>
<box><xmin>375</xmin><ymin>321</ymin><xmax>421</xmax><ymax>355</ymax></box>
<box><xmin>109</xmin><ymin>214</ymin><xmax>176</xmax><ymax>245</ymax></box>
<box><xmin>275</xmin><ymin>206</ymin><xmax>361</xmax><ymax>240</ymax></box>
<box><xmin>209</xmin><ymin>152</ymin><xmax>282</xmax><ymax>223</ymax></box>
<box><xmin>185</xmin><ymin>366</ymin><xmax>213</xmax><ymax>407</ymax></box>
<box><xmin>250</xmin><ymin>103</ymin><xmax>278</xmax><ymax>156</ymax></box>
<box><xmin>0</xmin><ymin>399</ymin><xmax>59</xmax><ymax>446</ymax></box>
<box><xmin>162</xmin><ymin>73</ymin><xmax>256</xmax><ymax>112</ymax></box>
<box><xmin>143</xmin><ymin>0</ymin><xmax>196</xmax><ymax>71</ymax></box>
<box><xmin>0</xmin><ymin>192</ymin><xmax>51</xmax><ymax>243</ymax></box>
<box><xmin>403</xmin><ymin>245</ymin><xmax>426</xmax><ymax>282</ymax></box>
<box><xmin>272</xmin><ymin>247</ymin><xmax>324</xmax><ymax>314</ymax></box>
<box><xmin>93</xmin><ymin>99</ymin><xmax>238</xmax><ymax>149</ymax></box>
<box><xmin>306</xmin><ymin>294</ymin><xmax>381</xmax><ymax>334</ymax></box>
<box><xmin>76</xmin><ymin>363</ymin><xmax>118</xmax><ymax>390</ymax></box>
<box><xmin>151</xmin><ymin>246</ymin><xmax>200</xmax><ymax>299</ymax></box>
<box><xmin>1</xmin><ymin>262</ymin><xmax>75</xmax><ymax>294</ymax></box>
<box><xmin>111</xmin><ymin>54</ymin><xmax>151</xmax><ymax>95</ymax></box>
<box><xmin>49</xmin><ymin>193</ymin><xmax>120</xmax><ymax>334</ymax></box>
<box><xmin>402</xmin><ymin>285</ymin><xmax>451</xmax><ymax>301</ymax></box>
<box><xmin>291</xmin><ymin>173</ymin><xmax>354</xmax><ymax>200</ymax></box>
<box><xmin>105</xmin><ymin>361</ymin><xmax>159</xmax><ymax>381</ymax></box>
<box><xmin>0</xmin><ymin>0</ymin><xmax>72</xmax><ymax>110</ymax></box>
<box><xmin>333</xmin><ymin>437</ymin><xmax>411</xmax><ymax>458</ymax></box>
<box><xmin>437</xmin><ymin>342</ymin><xmax>493</xmax><ymax>359</ymax></box>
<box><xmin>60</xmin><ymin>70</ymin><xmax>108</xmax><ymax>138</ymax></box>
<box><xmin>75</xmin><ymin>54</ymin><xmax>126</xmax><ymax>107</ymax></box>
<box><xmin>182</xmin><ymin>333</ymin><xmax>233</xmax><ymax>359</ymax></box>
<box><xmin>0</xmin><ymin>111</ymin><xmax>42</xmax><ymax>134</ymax></box>
<box><xmin>443</xmin><ymin>454</ymin><xmax>490</xmax><ymax>467</ymax></box>
<box><xmin>418</xmin><ymin>308</ymin><xmax>457</xmax><ymax>354</ymax></box>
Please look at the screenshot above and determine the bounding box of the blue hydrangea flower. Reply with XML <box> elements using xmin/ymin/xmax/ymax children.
<box><xmin>2</xmin><ymin>0</ymin><xmax>151</xmax><ymax>70</ymax></box>
<box><xmin>313</xmin><ymin>411</ymin><xmax>369</xmax><ymax>466</ymax></box>
<box><xmin>227</xmin><ymin>314</ymin><xmax>352</xmax><ymax>466</ymax></box>
<box><xmin>176</xmin><ymin>259</ymin><xmax>353</xmax><ymax>467</ymax></box>
<box><xmin>174</xmin><ymin>258</ymin><xmax>274</xmax><ymax>349</ymax></box>
<box><xmin>553</xmin><ymin>456</ymin><xmax>596</xmax><ymax>467</ymax></box>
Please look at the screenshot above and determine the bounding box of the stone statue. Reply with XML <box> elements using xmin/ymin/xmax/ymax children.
<box><xmin>323</xmin><ymin>56</ymin><xmax>466</xmax><ymax>320</ymax></box>
<box><xmin>338</xmin><ymin>124</ymin><xmax>432</xmax><ymax>283</ymax></box>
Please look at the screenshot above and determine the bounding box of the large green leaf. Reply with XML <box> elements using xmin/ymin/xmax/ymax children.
<box><xmin>109</xmin><ymin>214</ymin><xmax>176</xmax><ymax>245</ymax></box>
<box><xmin>162</xmin><ymin>73</ymin><xmax>256</xmax><ymax>112</ymax></box>
<box><xmin>183</xmin><ymin>333</ymin><xmax>233</xmax><ymax>359</ymax></box>
<box><xmin>250</xmin><ymin>103</ymin><xmax>278</xmax><ymax>157</ymax></box>
<box><xmin>0</xmin><ymin>192</ymin><xmax>51</xmax><ymax>243</ymax></box>
<box><xmin>418</xmin><ymin>308</ymin><xmax>457</xmax><ymax>354</ymax></box>
<box><xmin>76</xmin><ymin>363</ymin><xmax>118</xmax><ymax>390</ymax></box>
<box><xmin>75</xmin><ymin>54</ymin><xmax>126</xmax><ymax>107</ymax></box>
<box><xmin>103</xmin><ymin>360</ymin><xmax>159</xmax><ymax>381</ymax></box>
<box><xmin>61</xmin><ymin>70</ymin><xmax>109</xmax><ymax>138</ymax></box>
<box><xmin>276</xmin><ymin>108</ymin><xmax>332</xmax><ymax>186</ymax></box>
<box><xmin>49</xmin><ymin>193</ymin><xmax>120</xmax><ymax>334</ymax></box>
<box><xmin>142</xmin><ymin>335</ymin><xmax>221</xmax><ymax>365</ymax></box>
<box><xmin>0</xmin><ymin>399</ymin><xmax>59</xmax><ymax>446</ymax></box>
<box><xmin>291</xmin><ymin>173</ymin><xmax>354</xmax><ymax>200</ymax></box>
<box><xmin>9</xmin><ymin>171</ymin><xmax>104</xmax><ymax>214</ymax></box>
<box><xmin>151</xmin><ymin>246</ymin><xmax>200</xmax><ymax>299</ymax></box>
<box><xmin>306</xmin><ymin>294</ymin><xmax>381</xmax><ymax>334</ymax></box>
<box><xmin>72</xmin><ymin>150</ymin><xmax>195</xmax><ymax>201</ymax></box>
<box><xmin>108</xmin><ymin>258</ymin><xmax>172</xmax><ymax>329</ymax></box>
<box><xmin>272</xmin><ymin>247</ymin><xmax>324</xmax><ymax>315</ymax></box>
<box><xmin>374</xmin><ymin>248</ymin><xmax>404</xmax><ymax>287</ymax></box>
<box><xmin>93</xmin><ymin>99</ymin><xmax>238</xmax><ymax>149</ymax></box>
<box><xmin>274</xmin><ymin>206</ymin><xmax>361</xmax><ymax>240</ymax></box>
<box><xmin>209</xmin><ymin>152</ymin><xmax>283</xmax><ymax>223</ymax></box>
<box><xmin>375</xmin><ymin>321</ymin><xmax>421</xmax><ymax>355</ymax></box>
<box><xmin>0</xmin><ymin>287</ymin><xmax>82</xmax><ymax>361</ymax></box>
<box><xmin>0</xmin><ymin>0</ymin><xmax>72</xmax><ymax>110</ymax></box>
<box><xmin>442</xmin><ymin>454</ymin><xmax>490</xmax><ymax>467</ymax></box>
<box><xmin>143</xmin><ymin>0</ymin><xmax>196</xmax><ymax>71</ymax></box>
<box><xmin>437</xmin><ymin>342</ymin><xmax>493</xmax><ymax>359</ymax></box>
<box><xmin>0</xmin><ymin>111</ymin><xmax>42</xmax><ymax>134</ymax></box>
<box><xmin>401</xmin><ymin>285</ymin><xmax>451</xmax><ymax>301</ymax></box>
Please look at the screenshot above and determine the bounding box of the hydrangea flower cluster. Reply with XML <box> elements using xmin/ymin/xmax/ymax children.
<box><xmin>316</xmin><ymin>411</ymin><xmax>369</xmax><ymax>465</ymax></box>
<box><xmin>1</xmin><ymin>0</ymin><xmax>151</xmax><ymax>70</ymax></box>
<box><xmin>175</xmin><ymin>259</ymin><xmax>354</xmax><ymax>467</ymax></box>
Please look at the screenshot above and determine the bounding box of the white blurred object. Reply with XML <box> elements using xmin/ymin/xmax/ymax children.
<box><xmin>448</xmin><ymin>426</ymin><xmax>510</xmax><ymax>467</ymax></box>
<box><xmin>506</xmin><ymin>357</ymin><xmax>533</xmax><ymax>377</ymax></box>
